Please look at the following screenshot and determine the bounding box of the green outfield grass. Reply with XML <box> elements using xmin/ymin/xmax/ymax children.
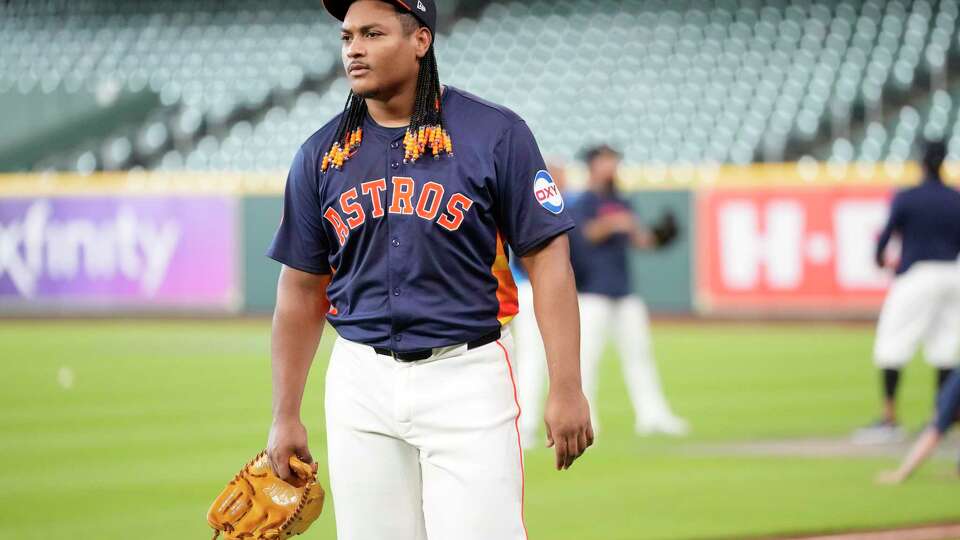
<box><xmin>1</xmin><ymin>320</ymin><xmax>958</xmax><ymax>539</ymax></box>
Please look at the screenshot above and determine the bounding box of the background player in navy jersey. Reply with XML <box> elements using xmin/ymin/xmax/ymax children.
<box><xmin>263</xmin><ymin>1</ymin><xmax>592</xmax><ymax>538</ymax></box>
<box><xmin>854</xmin><ymin>140</ymin><xmax>960</xmax><ymax>445</ymax></box>
<box><xmin>877</xmin><ymin>369</ymin><xmax>960</xmax><ymax>484</ymax></box>
<box><xmin>568</xmin><ymin>145</ymin><xmax>688</xmax><ymax>436</ymax></box>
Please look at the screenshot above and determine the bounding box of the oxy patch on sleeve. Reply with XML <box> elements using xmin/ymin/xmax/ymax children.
<box><xmin>533</xmin><ymin>170</ymin><xmax>564</xmax><ymax>215</ymax></box>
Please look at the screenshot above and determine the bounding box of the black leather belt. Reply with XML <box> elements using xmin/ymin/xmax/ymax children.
<box><xmin>374</xmin><ymin>328</ymin><xmax>501</xmax><ymax>362</ymax></box>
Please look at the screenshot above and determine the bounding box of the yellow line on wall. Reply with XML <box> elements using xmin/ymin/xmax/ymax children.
<box><xmin>1</xmin><ymin>161</ymin><xmax>955</xmax><ymax>197</ymax></box>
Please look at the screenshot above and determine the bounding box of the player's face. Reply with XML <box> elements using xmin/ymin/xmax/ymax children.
<box><xmin>588</xmin><ymin>153</ymin><xmax>620</xmax><ymax>188</ymax></box>
<box><xmin>341</xmin><ymin>1</ymin><xmax>429</xmax><ymax>100</ymax></box>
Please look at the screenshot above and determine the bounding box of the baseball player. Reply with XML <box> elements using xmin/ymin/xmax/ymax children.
<box><xmin>568</xmin><ymin>144</ymin><xmax>688</xmax><ymax>436</ymax></box>
<box><xmin>877</xmin><ymin>368</ymin><xmax>960</xmax><ymax>484</ymax></box>
<box><xmin>263</xmin><ymin>2</ymin><xmax>593</xmax><ymax>539</ymax></box>
<box><xmin>854</xmin><ymin>140</ymin><xmax>960</xmax><ymax>444</ymax></box>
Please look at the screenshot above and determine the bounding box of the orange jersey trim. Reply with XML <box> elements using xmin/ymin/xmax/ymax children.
<box><xmin>492</xmin><ymin>232</ymin><xmax>519</xmax><ymax>325</ymax></box>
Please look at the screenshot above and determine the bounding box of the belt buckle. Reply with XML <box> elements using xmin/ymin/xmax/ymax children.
<box><xmin>394</xmin><ymin>348</ymin><xmax>435</xmax><ymax>362</ymax></box>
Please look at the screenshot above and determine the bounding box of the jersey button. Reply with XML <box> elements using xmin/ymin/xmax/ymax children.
<box><xmin>394</xmin><ymin>335</ymin><xmax>402</xmax><ymax>342</ymax></box>
<box><xmin>391</xmin><ymin>238</ymin><xmax>400</xmax><ymax>247</ymax></box>
<box><xmin>391</xmin><ymin>141</ymin><xmax>400</xmax><ymax>149</ymax></box>
<box><xmin>393</xmin><ymin>288</ymin><xmax>401</xmax><ymax>296</ymax></box>
<box><xmin>391</xmin><ymin>161</ymin><xmax>400</xmax><ymax>169</ymax></box>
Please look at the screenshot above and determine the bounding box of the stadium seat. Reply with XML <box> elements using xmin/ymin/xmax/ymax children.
<box><xmin>3</xmin><ymin>0</ymin><xmax>959</xmax><ymax>171</ymax></box>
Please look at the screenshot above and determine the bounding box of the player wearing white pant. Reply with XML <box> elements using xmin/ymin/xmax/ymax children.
<box><xmin>263</xmin><ymin>2</ymin><xmax>593</xmax><ymax>538</ymax></box>
<box><xmin>568</xmin><ymin>145</ymin><xmax>687</xmax><ymax>436</ymax></box>
<box><xmin>854</xmin><ymin>140</ymin><xmax>960</xmax><ymax>444</ymax></box>
<box><xmin>514</xmin><ymin>153</ymin><xmax>685</xmax><ymax>445</ymax></box>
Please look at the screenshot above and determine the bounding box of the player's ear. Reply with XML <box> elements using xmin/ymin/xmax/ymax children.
<box><xmin>414</xmin><ymin>27</ymin><xmax>432</xmax><ymax>58</ymax></box>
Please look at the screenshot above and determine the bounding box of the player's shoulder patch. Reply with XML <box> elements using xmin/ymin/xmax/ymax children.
<box><xmin>533</xmin><ymin>170</ymin><xmax>564</xmax><ymax>215</ymax></box>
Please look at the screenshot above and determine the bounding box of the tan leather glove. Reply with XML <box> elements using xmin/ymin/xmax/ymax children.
<box><xmin>207</xmin><ymin>451</ymin><xmax>325</xmax><ymax>539</ymax></box>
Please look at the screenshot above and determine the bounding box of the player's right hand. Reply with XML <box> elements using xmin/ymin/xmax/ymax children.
<box><xmin>267</xmin><ymin>418</ymin><xmax>314</xmax><ymax>482</ymax></box>
<box><xmin>544</xmin><ymin>388</ymin><xmax>594</xmax><ymax>471</ymax></box>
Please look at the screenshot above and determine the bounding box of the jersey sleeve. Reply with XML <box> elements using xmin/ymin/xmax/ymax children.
<box><xmin>875</xmin><ymin>192</ymin><xmax>905</xmax><ymax>264</ymax></box>
<box><xmin>266</xmin><ymin>146</ymin><xmax>332</xmax><ymax>275</ymax></box>
<box><xmin>493</xmin><ymin>121</ymin><xmax>575</xmax><ymax>257</ymax></box>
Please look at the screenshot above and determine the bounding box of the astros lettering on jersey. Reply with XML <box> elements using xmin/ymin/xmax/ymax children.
<box><xmin>323</xmin><ymin>175</ymin><xmax>477</xmax><ymax>243</ymax></box>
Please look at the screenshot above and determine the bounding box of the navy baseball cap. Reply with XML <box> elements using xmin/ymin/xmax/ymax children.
<box><xmin>323</xmin><ymin>0</ymin><xmax>437</xmax><ymax>35</ymax></box>
<box><xmin>581</xmin><ymin>144</ymin><xmax>623</xmax><ymax>164</ymax></box>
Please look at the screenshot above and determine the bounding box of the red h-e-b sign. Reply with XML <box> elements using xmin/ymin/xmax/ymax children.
<box><xmin>696</xmin><ymin>187</ymin><xmax>896</xmax><ymax>314</ymax></box>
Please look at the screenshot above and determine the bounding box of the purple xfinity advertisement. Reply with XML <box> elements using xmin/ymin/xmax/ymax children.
<box><xmin>0</xmin><ymin>195</ymin><xmax>239</xmax><ymax>312</ymax></box>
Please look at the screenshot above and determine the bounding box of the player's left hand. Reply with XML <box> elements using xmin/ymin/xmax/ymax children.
<box><xmin>875</xmin><ymin>470</ymin><xmax>906</xmax><ymax>485</ymax></box>
<box><xmin>544</xmin><ymin>388</ymin><xmax>594</xmax><ymax>471</ymax></box>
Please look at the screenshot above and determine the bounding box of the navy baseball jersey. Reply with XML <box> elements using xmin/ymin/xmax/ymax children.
<box><xmin>876</xmin><ymin>176</ymin><xmax>960</xmax><ymax>275</ymax></box>
<box><xmin>568</xmin><ymin>190</ymin><xmax>633</xmax><ymax>298</ymax></box>
<box><xmin>267</xmin><ymin>86</ymin><xmax>574</xmax><ymax>352</ymax></box>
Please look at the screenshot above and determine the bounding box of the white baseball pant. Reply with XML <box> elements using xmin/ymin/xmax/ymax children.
<box><xmin>874</xmin><ymin>260</ymin><xmax>960</xmax><ymax>368</ymax></box>
<box><xmin>578</xmin><ymin>292</ymin><xmax>678</xmax><ymax>432</ymax></box>
<box><xmin>324</xmin><ymin>327</ymin><xmax>527</xmax><ymax>540</ymax></box>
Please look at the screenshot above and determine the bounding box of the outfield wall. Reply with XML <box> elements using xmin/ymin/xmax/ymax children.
<box><xmin>0</xmin><ymin>163</ymin><xmax>946</xmax><ymax>316</ymax></box>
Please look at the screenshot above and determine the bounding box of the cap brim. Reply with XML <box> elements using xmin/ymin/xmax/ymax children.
<box><xmin>323</xmin><ymin>0</ymin><xmax>416</xmax><ymax>22</ymax></box>
<box><xmin>322</xmin><ymin>0</ymin><xmax>351</xmax><ymax>21</ymax></box>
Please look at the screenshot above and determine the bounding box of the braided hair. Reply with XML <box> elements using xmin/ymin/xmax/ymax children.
<box><xmin>321</xmin><ymin>11</ymin><xmax>452</xmax><ymax>173</ymax></box>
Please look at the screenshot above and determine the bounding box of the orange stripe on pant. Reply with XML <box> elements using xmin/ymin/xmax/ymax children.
<box><xmin>496</xmin><ymin>339</ymin><xmax>529</xmax><ymax>540</ymax></box>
